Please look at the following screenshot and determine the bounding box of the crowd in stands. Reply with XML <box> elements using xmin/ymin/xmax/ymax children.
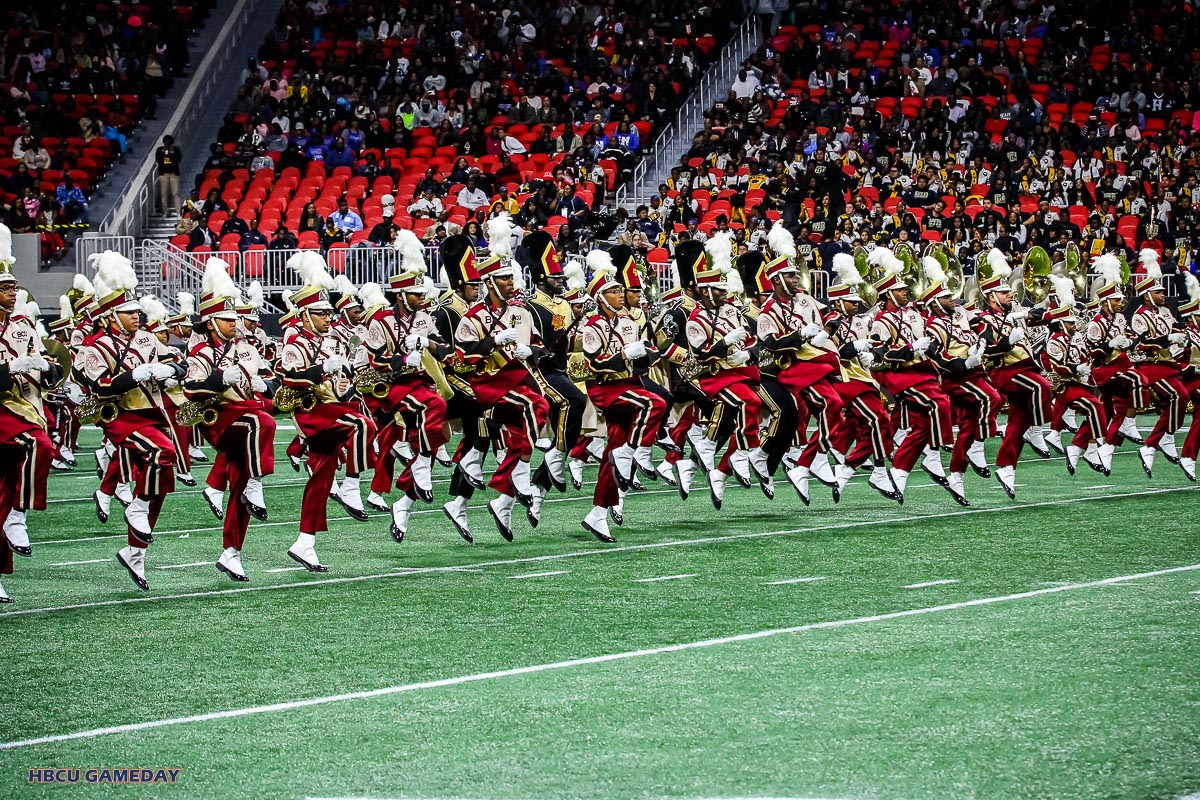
<box><xmin>0</xmin><ymin>2</ymin><xmax>214</xmax><ymax>258</ymax></box>
<box><xmin>620</xmin><ymin>0</ymin><xmax>1200</xmax><ymax>286</ymax></box>
<box><xmin>172</xmin><ymin>0</ymin><xmax>745</xmax><ymax>262</ymax></box>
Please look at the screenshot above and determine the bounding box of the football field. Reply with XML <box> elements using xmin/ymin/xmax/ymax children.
<box><xmin>1</xmin><ymin>421</ymin><xmax>1198</xmax><ymax>800</ymax></box>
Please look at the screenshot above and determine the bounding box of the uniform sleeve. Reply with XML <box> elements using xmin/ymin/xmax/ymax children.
<box><xmin>364</xmin><ymin>318</ymin><xmax>393</xmax><ymax>369</ymax></box>
<box><xmin>184</xmin><ymin>348</ymin><xmax>224</xmax><ymax>397</ymax></box>
<box><xmin>581</xmin><ymin>322</ymin><xmax>625</xmax><ymax>372</ymax></box>
<box><xmin>1041</xmin><ymin>336</ymin><xmax>1073</xmax><ymax>377</ymax></box>
<box><xmin>687</xmin><ymin>318</ymin><xmax>727</xmax><ymax>360</ymax></box>
<box><xmin>278</xmin><ymin>343</ymin><xmax>323</xmax><ymax>387</ymax></box>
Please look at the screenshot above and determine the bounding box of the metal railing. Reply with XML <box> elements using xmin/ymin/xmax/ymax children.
<box><xmin>99</xmin><ymin>0</ymin><xmax>270</xmax><ymax>240</ymax></box>
<box><xmin>614</xmin><ymin>15</ymin><xmax>762</xmax><ymax>210</ymax></box>
<box><xmin>74</xmin><ymin>235</ymin><xmax>137</xmax><ymax>272</ymax></box>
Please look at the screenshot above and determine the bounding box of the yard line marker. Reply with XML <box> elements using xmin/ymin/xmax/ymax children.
<box><xmin>1081</xmin><ymin>484</ymin><xmax>1115</xmax><ymax>490</ymax></box>
<box><xmin>2</xmin><ymin>561</ymin><xmax>1196</xmax><ymax>751</ymax></box>
<box><xmin>634</xmin><ymin>573</ymin><xmax>698</xmax><ymax>583</ymax></box>
<box><xmin>264</xmin><ymin>567</ymin><xmax>307</xmax><ymax>573</ymax></box>
<box><xmin>5</xmin><ymin>485</ymin><xmax>1197</xmax><ymax>619</ymax></box>
<box><xmin>508</xmin><ymin>570</ymin><xmax>568</xmax><ymax>580</ymax></box>
<box><xmin>154</xmin><ymin>561</ymin><xmax>211</xmax><ymax>570</ymax></box>
<box><xmin>765</xmin><ymin>577</ymin><xmax>827</xmax><ymax>585</ymax></box>
<box><xmin>903</xmin><ymin>579</ymin><xmax>960</xmax><ymax>589</ymax></box>
<box><xmin>48</xmin><ymin>559</ymin><xmax>109</xmax><ymax>567</ymax></box>
<box><xmin>1173</xmin><ymin>792</ymin><xmax>1200</xmax><ymax>800</ymax></box>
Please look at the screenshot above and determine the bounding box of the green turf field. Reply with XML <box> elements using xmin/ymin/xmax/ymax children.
<box><xmin>1</xmin><ymin>420</ymin><xmax>1198</xmax><ymax>800</ymax></box>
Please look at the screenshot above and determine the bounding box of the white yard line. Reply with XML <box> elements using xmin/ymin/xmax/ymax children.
<box><xmin>48</xmin><ymin>559</ymin><xmax>110</xmax><ymax>567</ymax></box>
<box><xmin>1</xmin><ymin>561</ymin><xmax>1195</xmax><ymax>752</ymax></box>
<box><xmin>154</xmin><ymin>561</ymin><xmax>211</xmax><ymax>571</ymax></box>
<box><xmin>902</xmin><ymin>579</ymin><xmax>960</xmax><ymax>589</ymax></box>
<box><xmin>264</xmin><ymin>567</ymin><xmax>307</xmax><ymax>573</ymax></box>
<box><xmin>508</xmin><ymin>571</ymin><xmax>568</xmax><ymax>580</ymax></box>
<box><xmin>4</xmin><ymin>485</ymin><xmax>1196</xmax><ymax>620</ymax></box>
<box><xmin>765</xmin><ymin>577</ymin><xmax>827</xmax><ymax>585</ymax></box>
<box><xmin>634</xmin><ymin>573</ymin><xmax>698</xmax><ymax>583</ymax></box>
<box><xmin>1080</xmin><ymin>484</ymin><xmax>1116</xmax><ymax>490</ymax></box>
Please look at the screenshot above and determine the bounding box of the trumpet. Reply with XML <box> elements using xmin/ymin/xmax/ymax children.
<box><xmin>177</xmin><ymin>398</ymin><xmax>219</xmax><ymax>427</ymax></box>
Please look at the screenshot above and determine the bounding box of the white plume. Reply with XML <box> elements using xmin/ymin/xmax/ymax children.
<box><xmin>705</xmin><ymin>232</ymin><xmax>734</xmax><ymax>276</ymax></box>
<box><xmin>13</xmin><ymin>290</ymin><xmax>29</xmax><ymax>318</ymax></box>
<box><xmin>139</xmin><ymin>295</ymin><xmax>169</xmax><ymax>324</ymax></box>
<box><xmin>202</xmin><ymin>257</ymin><xmax>240</xmax><ymax>302</ymax></box>
<box><xmin>359</xmin><ymin>282</ymin><xmax>386</xmax><ymax>311</ymax></box>
<box><xmin>831</xmin><ymin>253</ymin><xmax>861</xmax><ymax>286</ymax></box>
<box><xmin>25</xmin><ymin>301</ymin><xmax>41</xmax><ymax>322</ymax></box>
<box><xmin>177</xmin><ymin>292</ymin><xmax>196</xmax><ymax>316</ymax></box>
<box><xmin>73</xmin><ymin>273</ymin><xmax>95</xmax><ymax>295</ymax></box>
<box><xmin>1185</xmin><ymin>272</ymin><xmax>1200</xmax><ymax>304</ymax></box>
<box><xmin>331</xmin><ymin>274</ymin><xmax>358</xmax><ymax>300</ymax></box>
<box><xmin>486</xmin><ymin>213</ymin><xmax>515</xmax><ymax>262</ymax></box>
<box><xmin>767</xmin><ymin>222</ymin><xmax>796</xmax><ymax>261</ymax></box>
<box><xmin>438</xmin><ymin>266</ymin><xmax>450</xmax><ymax>288</ymax></box>
<box><xmin>1094</xmin><ymin>253</ymin><xmax>1123</xmax><ymax>287</ymax></box>
<box><xmin>394</xmin><ymin>229</ymin><xmax>427</xmax><ymax>272</ymax></box>
<box><xmin>985</xmin><ymin>248</ymin><xmax>1012</xmax><ymax>279</ymax></box>
<box><xmin>0</xmin><ymin>222</ymin><xmax>12</xmax><ymax>266</ymax></box>
<box><xmin>868</xmin><ymin>246</ymin><xmax>902</xmax><ymax>277</ymax></box>
<box><xmin>726</xmin><ymin>265</ymin><xmax>744</xmax><ymax>296</ymax></box>
<box><xmin>287</xmin><ymin>251</ymin><xmax>334</xmax><ymax>289</ymax></box>
<box><xmin>90</xmin><ymin>251</ymin><xmax>138</xmax><ymax>299</ymax></box>
<box><xmin>922</xmin><ymin>255</ymin><xmax>948</xmax><ymax>286</ymax></box>
<box><xmin>563</xmin><ymin>259</ymin><xmax>586</xmax><ymax>292</ymax></box>
<box><xmin>59</xmin><ymin>295</ymin><xmax>72</xmax><ymax>321</ymax></box>
<box><xmin>1138</xmin><ymin>248</ymin><xmax>1161</xmax><ymax>280</ymax></box>
<box><xmin>1050</xmin><ymin>274</ymin><xmax>1075</xmax><ymax>308</ymax></box>
<box><xmin>423</xmin><ymin>276</ymin><xmax>439</xmax><ymax>302</ymax></box>
<box><xmin>246</xmin><ymin>280</ymin><xmax>265</xmax><ymax>311</ymax></box>
<box><xmin>586</xmin><ymin>249</ymin><xmax>616</xmax><ymax>279</ymax></box>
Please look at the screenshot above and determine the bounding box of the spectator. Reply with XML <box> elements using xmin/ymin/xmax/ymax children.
<box><xmin>55</xmin><ymin>175</ymin><xmax>88</xmax><ymax>225</ymax></box>
<box><xmin>239</xmin><ymin>218</ymin><xmax>268</xmax><ymax>251</ymax></box>
<box><xmin>457</xmin><ymin>177</ymin><xmax>489</xmax><ymax>214</ymax></box>
<box><xmin>297</xmin><ymin>203</ymin><xmax>323</xmax><ymax>234</ymax></box>
<box><xmin>320</xmin><ymin>217</ymin><xmax>348</xmax><ymax>252</ymax></box>
<box><xmin>220</xmin><ymin>214</ymin><xmax>249</xmax><ymax>239</ymax></box>
<box><xmin>155</xmin><ymin>135</ymin><xmax>182</xmax><ymax>216</ymax></box>
<box><xmin>408</xmin><ymin>187</ymin><xmax>445</xmax><ymax>220</ymax></box>
<box><xmin>328</xmin><ymin>198</ymin><xmax>364</xmax><ymax>234</ymax></box>
<box><xmin>22</xmin><ymin>139</ymin><xmax>51</xmax><ymax>174</ymax></box>
<box><xmin>269</xmin><ymin>224</ymin><xmax>298</xmax><ymax>250</ymax></box>
<box><xmin>368</xmin><ymin>209</ymin><xmax>397</xmax><ymax>245</ymax></box>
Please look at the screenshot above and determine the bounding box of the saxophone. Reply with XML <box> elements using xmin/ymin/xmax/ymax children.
<box><xmin>273</xmin><ymin>386</ymin><xmax>316</xmax><ymax>413</ymax></box>
<box><xmin>177</xmin><ymin>398</ymin><xmax>219</xmax><ymax>426</ymax></box>
<box><xmin>77</xmin><ymin>394</ymin><xmax>119</xmax><ymax>424</ymax></box>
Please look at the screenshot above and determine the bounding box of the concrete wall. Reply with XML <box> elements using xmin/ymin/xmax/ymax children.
<box><xmin>14</xmin><ymin>234</ymin><xmax>77</xmax><ymax>310</ymax></box>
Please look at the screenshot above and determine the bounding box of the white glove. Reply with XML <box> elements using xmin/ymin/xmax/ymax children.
<box><xmin>970</xmin><ymin>338</ymin><xmax>987</xmax><ymax>357</ymax></box>
<box><xmin>222</xmin><ymin>367</ymin><xmax>244</xmax><ymax>385</ymax></box>
<box><xmin>727</xmin><ymin>349</ymin><xmax>751</xmax><ymax>366</ymax></box>
<box><xmin>852</xmin><ymin>339</ymin><xmax>872</xmax><ymax>353</ymax></box>
<box><xmin>1108</xmin><ymin>335</ymin><xmax>1131</xmax><ymax>350</ymax></box>
<box><xmin>858</xmin><ymin>351</ymin><xmax>875</xmax><ymax>368</ymax></box>
<box><xmin>1075</xmin><ymin>364</ymin><xmax>1092</xmax><ymax>379</ymax></box>
<box><xmin>722</xmin><ymin>328</ymin><xmax>748</xmax><ymax>346</ymax></box>
<box><xmin>404</xmin><ymin>351</ymin><xmax>423</xmax><ymax>368</ymax></box>
<box><xmin>965</xmin><ymin>353</ymin><xmax>983</xmax><ymax>369</ymax></box>
<box><xmin>252</xmin><ymin>376</ymin><xmax>268</xmax><ymax>393</ymax></box>
<box><xmin>800</xmin><ymin>323</ymin><xmax>823</xmax><ymax>338</ymax></box>
<box><xmin>322</xmin><ymin>355</ymin><xmax>347</xmax><ymax>374</ymax></box>
<box><xmin>164</xmin><ymin>378</ymin><xmax>179</xmax><ymax>388</ymax></box>
<box><xmin>1168</xmin><ymin>332</ymin><xmax>1187</xmax><ymax>346</ymax></box>
<box><xmin>150</xmin><ymin>362</ymin><xmax>175</xmax><ymax>380</ymax></box>
<box><xmin>1005</xmin><ymin>307</ymin><xmax>1030</xmax><ymax>323</ymax></box>
<box><xmin>30</xmin><ymin>356</ymin><xmax>51</xmax><ymax>371</ymax></box>
<box><xmin>494</xmin><ymin>328</ymin><xmax>519</xmax><ymax>345</ymax></box>
<box><xmin>512</xmin><ymin>343</ymin><xmax>533</xmax><ymax>360</ymax></box>
<box><xmin>64</xmin><ymin>382</ymin><xmax>85</xmax><ymax>403</ymax></box>
<box><xmin>405</xmin><ymin>334</ymin><xmax>428</xmax><ymax>351</ymax></box>
<box><xmin>132</xmin><ymin>364</ymin><xmax>154</xmax><ymax>382</ymax></box>
<box><xmin>810</xmin><ymin>331</ymin><xmax>831</xmax><ymax>348</ymax></box>
<box><xmin>911</xmin><ymin>337</ymin><xmax>932</xmax><ymax>354</ymax></box>
<box><xmin>7</xmin><ymin>356</ymin><xmax>35</xmax><ymax>374</ymax></box>
<box><xmin>1008</xmin><ymin>328</ymin><xmax>1025</xmax><ymax>345</ymax></box>
<box><xmin>622</xmin><ymin>341</ymin><xmax>647</xmax><ymax>360</ymax></box>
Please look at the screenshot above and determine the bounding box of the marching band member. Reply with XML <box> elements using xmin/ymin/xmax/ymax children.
<box><xmin>1129</xmin><ymin>249</ymin><xmax>1189</xmax><ymax>477</ymax></box>
<box><xmin>167</xmin><ymin>293</ymin><xmax>209</xmax><ymax>466</ymax></box>
<box><xmin>365</xmin><ymin>268</ymin><xmax>453</xmax><ymax>542</ymax></box>
<box><xmin>918</xmin><ymin>257</ymin><xmax>996</xmax><ymax>505</ymax></box>
<box><xmin>140</xmin><ymin>293</ymin><xmax>196</xmax><ymax>487</ymax></box>
<box><xmin>47</xmin><ymin>297</ymin><xmax>80</xmax><ymax>469</ymax></box>
<box><xmin>0</xmin><ymin>262</ymin><xmax>59</xmax><ymax>602</ymax></box>
<box><xmin>277</xmin><ymin>253</ymin><xmax>376</xmax><ymax>571</ymax></box>
<box><xmin>75</xmin><ymin>251</ymin><xmax>185</xmax><ymax>591</ymax></box>
<box><xmin>976</xmin><ymin>249</ymin><xmax>1053</xmax><ymax>499</ymax></box>
<box><xmin>869</xmin><ymin>254</ymin><xmax>954</xmax><ymax>503</ymax></box>
<box><xmin>825</xmin><ymin>255</ymin><xmax>900</xmax><ymax>502</ymax></box>
<box><xmin>454</xmin><ymin>243</ymin><xmax>550</xmax><ymax>541</ymax></box>
<box><xmin>184</xmin><ymin>265</ymin><xmax>277</xmax><ymax>582</ymax></box>
<box><xmin>578</xmin><ymin>261</ymin><xmax>671</xmax><ymax>541</ymax></box>
<box><xmin>1176</xmin><ymin>274</ymin><xmax>1200</xmax><ymax>481</ymax></box>
<box><xmin>1040</xmin><ymin>275</ymin><xmax>1111</xmax><ymax>476</ymax></box>
<box><xmin>1086</xmin><ymin>255</ymin><xmax>1144</xmax><ymax>450</ymax></box>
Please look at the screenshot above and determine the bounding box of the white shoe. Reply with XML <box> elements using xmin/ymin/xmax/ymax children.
<box><xmin>188</xmin><ymin>445</ymin><xmax>207</xmax><ymax>461</ymax></box>
<box><xmin>242</xmin><ymin>477</ymin><xmax>267</xmax><ymax>519</ymax></box>
<box><xmin>4</xmin><ymin>510</ymin><xmax>30</xmax><ymax>556</ymax></box>
<box><xmin>610</xmin><ymin>443</ymin><xmax>635</xmax><ymax>487</ymax></box>
<box><xmin>921</xmin><ymin>448</ymin><xmax>948</xmax><ymax>486</ymax></box>
<box><xmin>1062</xmin><ymin>408</ymin><xmax>1079</xmax><ymax>432</ymax></box>
<box><xmin>1181</xmin><ymin>457</ymin><xmax>1196</xmax><ymax>481</ymax></box>
<box><xmin>51</xmin><ymin>458</ymin><xmax>71</xmax><ymax>471</ymax></box>
<box><xmin>729</xmin><ymin>448</ymin><xmax>752</xmax><ymax>487</ymax></box>
<box><xmin>891</xmin><ymin>468</ymin><xmax>911</xmax><ymax>496</ymax></box>
<box><xmin>1158</xmin><ymin>435</ymin><xmax>1179</xmax><ymax>461</ymax></box>
<box><xmin>995</xmin><ymin>465</ymin><xmax>1016</xmax><ymax>499</ymax></box>
<box><xmin>656</xmin><ymin>459</ymin><xmax>678</xmax><ymax>487</ymax></box>
<box><xmin>966</xmin><ymin>440</ymin><xmax>990</xmax><ymax>477</ymax></box>
<box><xmin>216</xmin><ymin>547</ymin><xmax>249</xmax><ymax>582</ymax></box>
<box><xmin>95</xmin><ymin>447</ymin><xmax>111</xmax><ymax>477</ymax></box>
<box><xmin>114</xmin><ymin>482</ymin><xmax>133</xmax><ymax>506</ymax></box>
<box><xmin>60</xmin><ymin>446</ymin><xmax>75</xmax><ymax>465</ymax></box>
<box><xmin>544</xmin><ymin>448</ymin><xmax>565</xmax><ymax>486</ymax></box>
<box><xmin>1138</xmin><ymin>446</ymin><xmax>1155</xmax><ymax>478</ymax></box>
<box><xmin>868</xmin><ymin>465</ymin><xmax>902</xmax><ymax>503</ymax></box>
<box><xmin>124</xmin><ymin>497</ymin><xmax>153</xmax><ymax>543</ymax></box>
<box><xmin>948</xmin><ymin>472</ymin><xmax>969</xmax><ymax>506</ymax></box>
<box><xmin>0</xmin><ymin>578</ymin><xmax>10</xmax><ymax>603</ymax></box>
<box><xmin>460</xmin><ymin>447</ymin><xmax>485</xmax><ymax>487</ymax></box>
<box><xmin>487</xmin><ymin>495</ymin><xmax>515</xmax><ymax>541</ymax></box>
<box><xmin>1119</xmin><ymin>417</ymin><xmax>1144</xmax><ymax>444</ymax></box>
<box><xmin>693</xmin><ymin>436</ymin><xmax>717</xmax><ymax>473</ymax></box>
<box><xmin>748</xmin><ymin>447</ymin><xmax>770</xmax><ymax>482</ymax></box>
<box><xmin>1097</xmin><ymin>441</ymin><xmax>1115</xmax><ymax>473</ymax></box>
<box><xmin>337</xmin><ymin>476</ymin><xmax>368</xmax><ymax>520</ymax></box>
<box><xmin>676</xmin><ymin>458</ymin><xmax>695</xmax><ymax>500</ymax></box>
<box><xmin>581</xmin><ymin>505</ymin><xmax>614</xmax><ymax>542</ymax></box>
<box><xmin>709</xmin><ymin>469</ymin><xmax>727</xmax><ymax>509</ymax></box>
<box><xmin>203</xmin><ymin>486</ymin><xmax>225</xmax><ymax>520</ymax></box>
<box><xmin>610</xmin><ymin>489</ymin><xmax>625</xmax><ymax>526</ymax></box>
<box><xmin>176</xmin><ymin>470</ymin><xmax>197</xmax><ymax>486</ymax></box>
<box><xmin>512</xmin><ymin>458</ymin><xmax>534</xmax><ymax>505</ymax></box>
<box><xmin>392</xmin><ymin>441</ymin><xmax>414</xmax><ymax>464</ymax></box>
<box><xmin>893</xmin><ymin>427</ymin><xmax>909</xmax><ymax>448</ymax></box>
<box><xmin>783</xmin><ymin>445</ymin><xmax>803</xmax><ymax>470</ymax></box>
<box><xmin>534</xmin><ymin>437</ymin><xmax>552</xmax><ymax>452</ymax></box>
<box><xmin>1044</xmin><ymin>428</ymin><xmax>1065</xmax><ymax>455</ymax></box>
<box><xmin>93</xmin><ymin>490</ymin><xmax>113</xmax><ymax>523</ymax></box>
<box><xmin>834</xmin><ymin>463</ymin><xmax>855</xmax><ymax>491</ymax></box>
<box><xmin>785</xmin><ymin>465</ymin><xmax>810</xmax><ymax>505</ymax></box>
<box><xmin>1082</xmin><ymin>442</ymin><xmax>1105</xmax><ymax>474</ymax></box>
<box><xmin>390</xmin><ymin>495</ymin><xmax>414</xmax><ymax>542</ymax></box>
<box><xmin>1066</xmin><ymin>444</ymin><xmax>1083</xmax><ymax>475</ymax></box>
<box><xmin>366</xmin><ymin>491</ymin><xmax>389</xmax><ymax>512</ymax></box>
<box><xmin>527</xmin><ymin>487</ymin><xmax>546</xmax><ymax>527</ymax></box>
<box><xmin>585</xmin><ymin>436</ymin><xmax>606</xmax><ymax>462</ymax></box>
<box><xmin>1022</xmin><ymin>425</ymin><xmax>1051</xmax><ymax>457</ymax></box>
<box><xmin>410</xmin><ymin>454</ymin><xmax>434</xmax><ymax>499</ymax></box>
<box><xmin>568</xmin><ymin>458</ymin><xmax>585</xmax><ymax>489</ymax></box>
<box><xmin>810</xmin><ymin>452</ymin><xmax>838</xmax><ymax>488</ymax></box>
<box><xmin>633</xmin><ymin>445</ymin><xmax>655</xmax><ymax>479</ymax></box>
<box><xmin>435</xmin><ymin>444</ymin><xmax>453</xmax><ymax>467</ymax></box>
<box><xmin>442</xmin><ymin>495</ymin><xmax>473</xmax><ymax>542</ymax></box>
<box><xmin>287</xmin><ymin>532</ymin><xmax>327</xmax><ymax>572</ymax></box>
<box><xmin>116</xmin><ymin>545</ymin><xmax>149</xmax><ymax>590</ymax></box>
